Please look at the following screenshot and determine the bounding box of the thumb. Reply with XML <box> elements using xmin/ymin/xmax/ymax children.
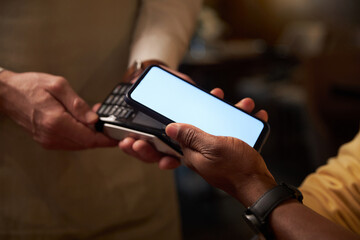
<box><xmin>166</xmin><ymin>123</ymin><xmax>211</xmax><ymax>152</ymax></box>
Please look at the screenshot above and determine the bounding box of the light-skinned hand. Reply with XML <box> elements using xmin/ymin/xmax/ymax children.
<box><xmin>0</xmin><ymin>70</ymin><xmax>117</xmax><ymax>150</ymax></box>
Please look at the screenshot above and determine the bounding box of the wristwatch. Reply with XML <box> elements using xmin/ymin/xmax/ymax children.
<box><xmin>123</xmin><ymin>59</ymin><xmax>167</xmax><ymax>83</ymax></box>
<box><xmin>243</xmin><ymin>183</ymin><xmax>303</xmax><ymax>238</ymax></box>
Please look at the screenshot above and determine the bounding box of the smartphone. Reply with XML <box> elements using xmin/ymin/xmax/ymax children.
<box><xmin>95</xmin><ymin>83</ymin><xmax>182</xmax><ymax>158</ymax></box>
<box><xmin>125</xmin><ymin>65</ymin><xmax>270</xmax><ymax>151</ymax></box>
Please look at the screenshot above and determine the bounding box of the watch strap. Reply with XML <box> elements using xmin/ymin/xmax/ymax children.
<box><xmin>248</xmin><ymin>183</ymin><xmax>303</xmax><ymax>224</ymax></box>
<box><xmin>243</xmin><ymin>183</ymin><xmax>303</xmax><ymax>237</ymax></box>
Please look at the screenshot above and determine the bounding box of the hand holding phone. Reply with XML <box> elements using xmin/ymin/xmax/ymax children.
<box><xmin>121</xmin><ymin>94</ymin><xmax>268</xmax><ymax>170</ymax></box>
<box><xmin>125</xmin><ymin>65</ymin><xmax>270</xmax><ymax>151</ymax></box>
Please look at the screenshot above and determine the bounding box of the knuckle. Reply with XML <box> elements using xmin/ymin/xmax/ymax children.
<box><xmin>72</xmin><ymin>97</ymin><xmax>87</xmax><ymax>111</ymax></box>
<box><xmin>182</xmin><ymin>128</ymin><xmax>197</xmax><ymax>147</ymax></box>
<box><xmin>40</xmin><ymin>112</ymin><xmax>62</xmax><ymax>133</ymax></box>
<box><xmin>47</xmin><ymin>76</ymin><xmax>67</xmax><ymax>93</ymax></box>
<box><xmin>201</xmin><ymin>136</ymin><xmax>232</xmax><ymax>158</ymax></box>
<box><xmin>201</xmin><ymin>140</ymin><xmax>222</xmax><ymax>157</ymax></box>
<box><xmin>30</xmin><ymin>108</ymin><xmax>65</xmax><ymax>149</ymax></box>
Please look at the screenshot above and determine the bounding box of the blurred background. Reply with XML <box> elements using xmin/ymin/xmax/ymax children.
<box><xmin>175</xmin><ymin>0</ymin><xmax>360</xmax><ymax>239</ymax></box>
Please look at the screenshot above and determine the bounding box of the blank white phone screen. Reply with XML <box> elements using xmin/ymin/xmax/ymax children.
<box><xmin>131</xmin><ymin>67</ymin><xmax>265</xmax><ymax>147</ymax></box>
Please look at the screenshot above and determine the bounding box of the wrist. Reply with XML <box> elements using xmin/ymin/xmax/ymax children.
<box><xmin>123</xmin><ymin>59</ymin><xmax>168</xmax><ymax>83</ymax></box>
<box><xmin>242</xmin><ymin>183</ymin><xmax>303</xmax><ymax>238</ymax></box>
<box><xmin>233</xmin><ymin>174</ymin><xmax>277</xmax><ymax>207</ymax></box>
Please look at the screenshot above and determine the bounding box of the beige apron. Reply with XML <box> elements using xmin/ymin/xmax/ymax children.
<box><xmin>0</xmin><ymin>1</ymin><xmax>180</xmax><ymax>239</ymax></box>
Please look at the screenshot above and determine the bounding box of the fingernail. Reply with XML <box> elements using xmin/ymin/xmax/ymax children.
<box><xmin>166</xmin><ymin>123</ymin><xmax>180</xmax><ymax>139</ymax></box>
<box><xmin>85</xmin><ymin>111</ymin><xmax>98</xmax><ymax>124</ymax></box>
<box><xmin>121</xmin><ymin>137</ymin><xmax>133</xmax><ymax>145</ymax></box>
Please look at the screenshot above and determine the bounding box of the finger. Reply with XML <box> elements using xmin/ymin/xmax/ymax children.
<box><xmin>235</xmin><ymin>97</ymin><xmax>255</xmax><ymax>113</ymax></box>
<box><xmin>130</xmin><ymin>76</ymin><xmax>140</xmax><ymax>84</ymax></box>
<box><xmin>92</xmin><ymin>132</ymin><xmax>119</xmax><ymax>148</ymax></box>
<box><xmin>33</xmin><ymin>126</ymin><xmax>82</xmax><ymax>150</ymax></box>
<box><xmin>37</xmin><ymin>119</ymin><xmax>117</xmax><ymax>150</ymax></box>
<box><xmin>132</xmin><ymin>140</ymin><xmax>164</xmax><ymax>163</ymax></box>
<box><xmin>53</xmin><ymin>112</ymin><xmax>117</xmax><ymax>149</ymax></box>
<box><xmin>92</xmin><ymin>103</ymin><xmax>101</xmax><ymax>112</ymax></box>
<box><xmin>178</xmin><ymin>73</ymin><xmax>194</xmax><ymax>84</ymax></box>
<box><xmin>45</xmin><ymin>76</ymin><xmax>98</xmax><ymax>124</ymax></box>
<box><xmin>161</xmin><ymin>65</ymin><xmax>195</xmax><ymax>84</ymax></box>
<box><xmin>166</xmin><ymin>123</ymin><xmax>210</xmax><ymax>152</ymax></box>
<box><xmin>235</xmin><ymin>98</ymin><xmax>268</xmax><ymax>122</ymax></box>
<box><xmin>119</xmin><ymin>137</ymin><xmax>141</xmax><ymax>157</ymax></box>
<box><xmin>210</xmin><ymin>88</ymin><xmax>224</xmax><ymax>99</ymax></box>
<box><xmin>158</xmin><ymin>156</ymin><xmax>181</xmax><ymax>170</ymax></box>
<box><xmin>255</xmin><ymin>109</ymin><xmax>269</xmax><ymax>122</ymax></box>
<box><xmin>59</xmin><ymin>132</ymin><xmax>117</xmax><ymax>150</ymax></box>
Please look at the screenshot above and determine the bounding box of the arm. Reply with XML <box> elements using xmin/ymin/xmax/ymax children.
<box><xmin>164</xmin><ymin>116</ymin><xmax>360</xmax><ymax>239</ymax></box>
<box><xmin>299</xmin><ymin>130</ymin><xmax>360</xmax><ymax>234</ymax></box>
<box><xmin>119</xmin><ymin>0</ymin><xmax>202</xmax><ymax>157</ymax></box>
<box><xmin>0</xmin><ymin>69</ymin><xmax>117</xmax><ymax>150</ymax></box>
<box><xmin>128</xmin><ymin>0</ymin><xmax>203</xmax><ymax>69</ymax></box>
<box><xmin>123</xmin><ymin>0</ymin><xmax>202</xmax><ymax>82</ymax></box>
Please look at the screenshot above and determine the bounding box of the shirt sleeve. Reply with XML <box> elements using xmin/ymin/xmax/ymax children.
<box><xmin>299</xmin><ymin>128</ymin><xmax>360</xmax><ymax>234</ymax></box>
<box><xmin>128</xmin><ymin>0</ymin><xmax>203</xmax><ymax>69</ymax></box>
